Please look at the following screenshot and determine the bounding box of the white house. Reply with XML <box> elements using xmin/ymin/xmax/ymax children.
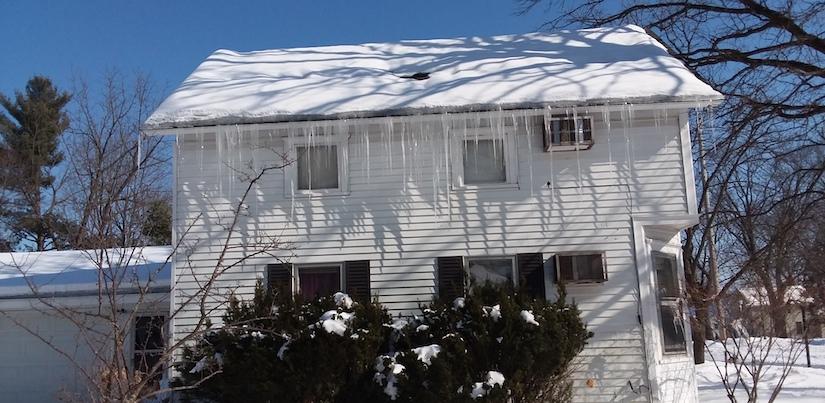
<box><xmin>0</xmin><ymin>247</ymin><xmax>171</xmax><ymax>402</ymax></box>
<box><xmin>143</xmin><ymin>25</ymin><xmax>722</xmax><ymax>402</ymax></box>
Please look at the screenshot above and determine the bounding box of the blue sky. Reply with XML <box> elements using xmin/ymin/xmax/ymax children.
<box><xmin>0</xmin><ymin>0</ymin><xmax>552</xmax><ymax>98</ymax></box>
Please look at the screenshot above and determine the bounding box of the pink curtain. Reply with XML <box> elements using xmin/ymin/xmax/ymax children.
<box><xmin>299</xmin><ymin>268</ymin><xmax>340</xmax><ymax>298</ymax></box>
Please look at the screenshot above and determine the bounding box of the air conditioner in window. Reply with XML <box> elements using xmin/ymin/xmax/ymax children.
<box><xmin>556</xmin><ymin>253</ymin><xmax>607</xmax><ymax>284</ymax></box>
<box><xmin>542</xmin><ymin>115</ymin><xmax>594</xmax><ymax>152</ymax></box>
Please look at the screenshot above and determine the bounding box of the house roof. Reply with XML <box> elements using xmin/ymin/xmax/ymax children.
<box><xmin>738</xmin><ymin>285</ymin><xmax>814</xmax><ymax>306</ymax></box>
<box><xmin>0</xmin><ymin>246</ymin><xmax>171</xmax><ymax>298</ymax></box>
<box><xmin>143</xmin><ymin>25</ymin><xmax>722</xmax><ymax>130</ymax></box>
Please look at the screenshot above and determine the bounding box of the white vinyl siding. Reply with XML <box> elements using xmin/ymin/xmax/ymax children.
<box><xmin>172</xmin><ymin>108</ymin><xmax>695</xmax><ymax>402</ymax></box>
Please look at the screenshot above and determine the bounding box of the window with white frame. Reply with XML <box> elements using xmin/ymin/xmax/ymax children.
<box><xmin>297</xmin><ymin>145</ymin><xmax>339</xmax><ymax>190</ymax></box>
<box><xmin>287</xmin><ymin>132</ymin><xmax>348</xmax><ymax>195</ymax></box>
<box><xmin>453</xmin><ymin>124</ymin><xmax>518</xmax><ymax>187</ymax></box>
<box><xmin>467</xmin><ymin>256</ymin><xmax>516</xmax><ymax>286</ymax></box>
<box><xmin>134</xmin><ymin>316</ymin><xmax>165</xmax><ymax>389</ymax></box>
<box><xmin>653</xmin><ymin>252</ymin><xmax>687</xmax><ymax>353</ymax></box>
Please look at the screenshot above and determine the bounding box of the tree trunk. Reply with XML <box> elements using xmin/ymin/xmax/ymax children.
<box><xmin>770</xmin><ymin>305</ymin><xmax>788</xmax><ymax>337</ymax></box>
<box><xmin>693</xmin><ymin>305</ymin><xmax>708</xmax><ymax>364</ymax></box>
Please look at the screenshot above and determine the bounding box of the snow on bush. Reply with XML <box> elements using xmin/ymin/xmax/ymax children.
<box><xmin>520</xmin><ymin>310</ymin><xmax>539</xmax><ymax>326</ymax></box>
<box><xmin>175</xmin><ymin>281</ymin><xmax>590</xmax><ymax>403</ymax></box>
<box><xmin>470</xmin><ymin>371</ymin><xmax>506</xmax><ymax>399</ymax></box>
<box><xmin>411</xmin><ymin>344</ymin><xmax>441</xmax><ymax>365</ymax></box>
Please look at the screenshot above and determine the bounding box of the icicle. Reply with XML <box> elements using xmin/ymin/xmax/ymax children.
<box><xmin>573</xmin><ymin>109</ymin><xmax>583</xmax><ymax>193</ymax></box>
<box><xmin>521</xmin><ymin>110</ymin><xmax>534</xmax><ymax>196</ymax></box>
<box><xmin>543</xmin><ymin>107</ymin><xmax>555</xmax><ymax>203</ymax></box>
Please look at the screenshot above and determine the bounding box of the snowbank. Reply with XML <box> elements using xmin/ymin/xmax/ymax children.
<box><xmin>144</xmin><ymin>25</ymin><xmax>722</xmax><ymax>130</ymax></box>
<box><xmin>696</xmin><ymin>338</ymin><xmax>825</xmax><ymax>402</ymax></box>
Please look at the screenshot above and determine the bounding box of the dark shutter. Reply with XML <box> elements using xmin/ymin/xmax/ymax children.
<box><xmin>437</xmin><ymin>256</ymin><xmax>464</xmax><ymax>302</ymax></box>
<box><xmin>558</xmin><ymin>255</ymin><xmax>574</xmax><ymax>282</ymax></box>
<box><xmin>267</xmin><ymin>263</ymin><xmax>292</xmax><ymax>296</ymax></box>
<box><xmin>345</xmin><ymin>260</ymin><xmax>371</xmax><ymax>302</ymax></box>
<box><xmin>517</xmin><ymin>253</ymin><xmax>546</xmax><ymax>299</ymax></box>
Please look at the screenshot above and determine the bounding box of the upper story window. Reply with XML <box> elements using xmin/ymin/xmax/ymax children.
<box><xmin>556</xmin><ymin>253</ymin><xmax>607</xmax><ymax>283</ymax></box>
<box><xmin>452</xmin><ymin>124</ymin><xmax>518</xmax><ymax>188</ymax></box>
<box><xmin>286</xmin><ymin>132</ymin><xmax>348</xmax><ymax>196</ymax></box>
<box><xmin>543</xmin><ymin>116</ymin><xmax>593</xmax><ymax>151</ymax></box>
<box><xmin>653</xmin><ymin>252</ymin><xmax>687</xmax><ymax>353</ymax></box>
<box><xmin>297</xmin><ymin>145</ymin><xmax>339</xmax><ymax>190</ymax></box>
<box><xmin>463</xmin><ymin>139</ymin><xmax>506</xmax><ymax>184</ymax></box>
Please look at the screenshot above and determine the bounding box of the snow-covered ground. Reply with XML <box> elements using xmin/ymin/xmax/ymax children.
<box><xmin>696</xmin><ymin>338</ymin><xmax>825</xmax><ymax>402</ymax></box>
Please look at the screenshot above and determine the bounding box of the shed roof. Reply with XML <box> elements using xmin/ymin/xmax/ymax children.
<box><xmin>0</xmin><ymin>246</ymin><xmax>171</xmax><ymax>298</ymax></box>
<box><xmin>144</xmin><ymin>25</ymin><xmax>722</xmax><ymax>130</ymax></box>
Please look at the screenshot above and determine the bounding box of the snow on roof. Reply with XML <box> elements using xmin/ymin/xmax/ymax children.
<box><xmin>0</xmin><ymin>246</ymin><xmax>171</xmax><ymax>298</ymax></box>
<box><xmin>143</xmin><ymin>25</ymin><xmax>722</xmax><ymax>130</ymax></box>
<box><xmin>738</xmin><ymin>285</ymin><xmax>814</xmax><ymax>306</ymax></box>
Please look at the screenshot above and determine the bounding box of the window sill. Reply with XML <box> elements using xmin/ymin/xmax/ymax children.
<box><xmin>453</xmin><ymin>183</ymin><xmax>520</xmax><ymax>192</ymax></box>
<box><xmin>291</xmin><ymin>188</ymin><xmax>350</xmax><ymax>198</ymax></box>
<box><xmin>546</xmin><ymin>143</ymin><xmax>593</xmax><ymax>152</ymax></box>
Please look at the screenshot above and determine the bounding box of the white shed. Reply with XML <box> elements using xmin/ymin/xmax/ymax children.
<box><xmin>0</xmin><ymin>247</ymin><xmax>171</xmax><ymax>402</ymax></box>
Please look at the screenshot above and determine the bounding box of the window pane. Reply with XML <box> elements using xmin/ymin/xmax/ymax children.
<box><xmin>134</xmin><ymin>352</ymin><xmax>163</xmax><ymax>388</ymax></box>
<box><xmin>468</xmin><ymin>258</ymin><xmax>513</xmax><ymax>285</ymax></box>
<box><xmin>297</xmin><ymin>145</ymin><xmax>339</xmax><ymax>190</ymax></box>
<box><xmin>574</xmin><ymin>254</ymin><xmax>604</xmax><ymax>280</ymax></box>
<box><xmin>135</xmin><ymin>316</ymin><xmax>165</xmax><ymax>351</ymax></box>
<box><xmin>653</xmin><ymin>253</ymin><xmax>680</xmax><ymax>298</ymax></box>
<box><xmin>551</xmin><ymin>117</ymin><xmax>592</xmax><ymax>144</ymax></box>
<box><xmin>299</xmin><ymin>266</ymin><xmax>341</xmax><ymax>297</ymax></box>
<box><xmin>660</xmin><ymin>304</ymin><xmax>687</xmax><ymax>352</ymax></box>
<box><xmin>463</xmin><ymin>139</ymin><xmax>506</xmax><ymax>184</ymax></box>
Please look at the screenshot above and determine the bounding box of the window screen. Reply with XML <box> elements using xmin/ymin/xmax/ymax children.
<box><xmin>550</xmin><ymin>117</ymin><xmax>592</xmax><ymax>145</ymax></box>
<box><xmin>557</xmin><ymin>253</ymin><xmax>606</xmax><ymax>282</ymax></box>
<box><xmin>297</xmin><ymin>145</ymin><xmax>339</xmax><ymax>190</ymax></box>
<box><xmin>468</xmin><ymin>257</ymin><xmax>514</xmax><ymax>286</ymax></box>
<box><xmin>463</xmin><ymin>139</ymin><xmax>506</xmax><ymax>184</ymax></box>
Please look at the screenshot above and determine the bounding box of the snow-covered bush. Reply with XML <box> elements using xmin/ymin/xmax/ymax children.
<box><xmin>173</xmin><ymin>283</ymin><xmax>393</xmax><ymax>402</ymax></box>
<box><xmin>174</xmin><ymin>282</ymin><xmax>590</xmax><ymax>403</ymax></box>
<box><xmin>383</xmin><ymin>282</ymin><xmax>592</xmax><ymax>402</ymax></box>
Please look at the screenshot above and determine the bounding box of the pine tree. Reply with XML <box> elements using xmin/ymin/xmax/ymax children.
<box><xmin>141</xmin><ymin>199</ymin><xmax>172</xmax><ymax>245</ymax></box>
<box><xmin>0</xmin><ymin>76</ymin><xmax>71</xmax><ymax>251</ymax></box>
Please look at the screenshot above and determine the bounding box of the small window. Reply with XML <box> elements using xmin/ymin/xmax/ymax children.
<box><xmin>134</xmin><ymin>316</ymin><xmax>165</xmax><ymax>388</ymax></box>
<box><xmin>653</xmin><ymin>252</ymin><xmax>686</xmax><ymax>353</ymax></box>
<box><xmin>467</xmin><ymin>257</ymin><xmax>515</xmax><ymax>286</ymax></box>
<box><xmin>543</xmin><ymin>116</ymin><xmax>593</xmax><ymax>151</ymax></box>
<box><xmin>557</xmin><ymin>253</ymin><xmax>606</xmax><ymax>283</ymax></box>
<box><xmin>298</xmin><ymin>266</ymin><xmax>342</xmax><ymax>298</ymax></box>
<box><xmin>297</xmin><ymin>145</ymin><xmax>339</xmax><ymax>190</ymax></box>
<box><xmin>463</xmin><ymin>139</ymin><xmax>506</xmax><ymax>184</ymax></box>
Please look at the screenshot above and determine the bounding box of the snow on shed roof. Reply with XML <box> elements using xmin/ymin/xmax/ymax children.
<box><xmin>143</xmin><ymin>25</ymin><xmax>722</xmax><ymax>130</ymax></box>
<box><xmin>0</xmin><ymin>246</ymin><xmax>171</xmax><ymax>298</ymax></box>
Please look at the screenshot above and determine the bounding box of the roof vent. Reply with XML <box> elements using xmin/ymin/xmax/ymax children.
<box><xmin>398</xmin><ymin>72</ymin><xmax>430</xmax><ymax>81</ymax></box>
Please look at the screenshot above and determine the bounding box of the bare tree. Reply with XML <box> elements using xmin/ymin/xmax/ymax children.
<box><xmin>519</xmin><ymin>0</ymin><xmax>825</xmax><ymax>362</ymax></box>
<box><xmin>0</xmin><ymin>71</ymin><xmax>295</xmax><ymax>402</ymax></box>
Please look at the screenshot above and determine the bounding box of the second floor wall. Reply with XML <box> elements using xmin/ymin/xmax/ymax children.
<box><xmin>174</xmin><ymin>107</ymin><xmax>695</xmax><ymax>252</ymax></box>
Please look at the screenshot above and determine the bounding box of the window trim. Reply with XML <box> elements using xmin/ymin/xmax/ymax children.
<box><xmin>285</xmin><ymin>135</ymin><xmax>349</xmax><ymax>197</ymax></box>
<box><xmin>555</xmin><ymin>251</ymin><xmax>607</xmax><ymax>284</ymax></box>
<box><xmin>651</xmin><ymin>250</ymin><xmax>688</xmax><ymax>355</ymax></box>
<box><xmin>543</xmin><ymin>115</ymin><xmax>594</xmax><ymax>152</ymax></box>
<box><xmin>465</xmin><ymin>255</ymin><xmax>518</xmax><ymax>287</ymax></box>
<box><xmin>451</xmin><ymin>126</ymin><xmax>519</xmax><ymax>189</ymax></box>
<box><xmin>292</xmin><ymin>263</ymin><xmax>345</xmax><ymax>296</ymax></box>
